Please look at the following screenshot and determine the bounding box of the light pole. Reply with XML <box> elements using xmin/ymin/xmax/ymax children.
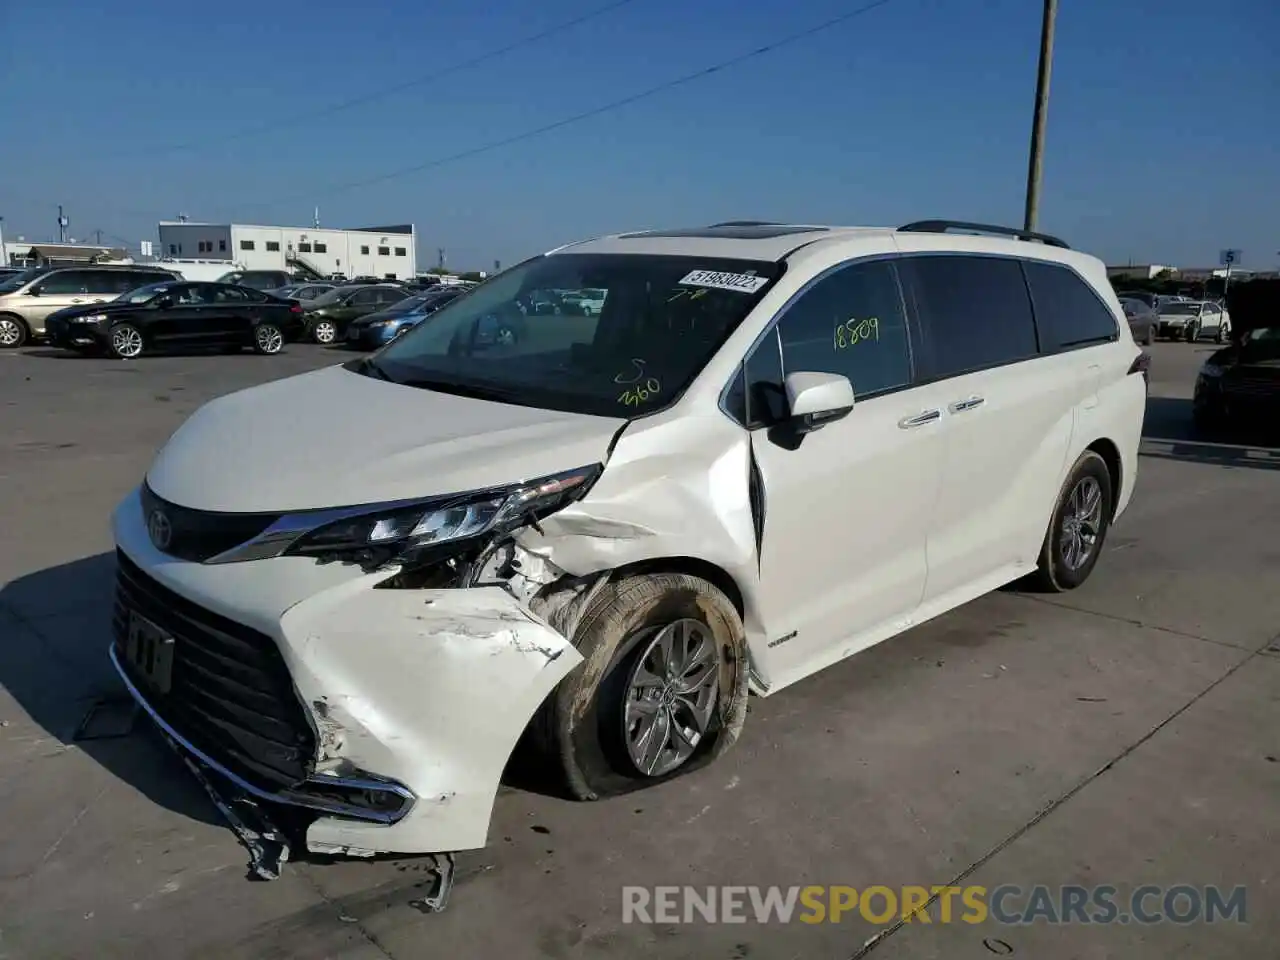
<box><xmin>1023</xmin><ymin>0</ymin><xmax>1058</xmax><ymax>233</ymax></box>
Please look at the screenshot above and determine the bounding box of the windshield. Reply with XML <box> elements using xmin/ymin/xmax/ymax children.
<box><xmin>0</xmin><ymin>268</ymin><xmax>42</xmax><ymax>293</ymax></box>
<box><xmin>119</xmin><ymin>282</ymin><xmax>173</xmax><ymax>304</ymax></box>
<box><xmin>368</xmin><ymin>253</ymin><xmax>781</xmax><ymax>417</ymax></box>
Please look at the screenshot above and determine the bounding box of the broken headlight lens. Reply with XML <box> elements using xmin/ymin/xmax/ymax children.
<box><xmin>285</xmin><ymin>464</ymin><xmax>602</xmax><ymax>563</ymax></box>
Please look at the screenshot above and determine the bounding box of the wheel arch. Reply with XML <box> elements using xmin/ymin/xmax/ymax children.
<box><xmin>1084</xmin><ymin>437</ymin><xmax>1123</xmax><ymax>521</ymax></box>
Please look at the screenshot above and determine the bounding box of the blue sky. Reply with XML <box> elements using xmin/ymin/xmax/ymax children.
<box><xmin>2</xmin><ymin>0</ymin><xmax>1277</xmax><ymax>271</ymax></box>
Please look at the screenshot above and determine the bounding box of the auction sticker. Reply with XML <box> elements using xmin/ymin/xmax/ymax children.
<box><xmin>678</xmin><ymin>270</ymin><xmax>768</xmax><ymax>294</ymax></box>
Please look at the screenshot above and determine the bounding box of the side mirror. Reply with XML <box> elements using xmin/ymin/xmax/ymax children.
<box><xmin>25</xmin><ymin>287</ymin><xmax>40</xmax><ymax>297</ymax></box>
<box><xmin>785</xmin><ymin>371</ymin><xmax>855</xmax><ymax>434</ymax></box>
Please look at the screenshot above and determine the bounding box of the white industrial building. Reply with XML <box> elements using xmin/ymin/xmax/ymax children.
<box><xmin>155</xmin><ymin>221</ymin><xmax>417</xmax><ymax>280</ymax></box>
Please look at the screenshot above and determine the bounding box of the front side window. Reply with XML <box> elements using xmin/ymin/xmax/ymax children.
<box><xmin>775</xmin><ymin>259</ymin><xmax>912</xmax><ymax>400</ymax></box>
<box><xmin>1024</xmin><ymin>260</ymin><xmax>1118</xmax><ymax>351</ymax></box>
<box><xmin>35</xmin><ymin>271</ymin><xmax>90</xmax><ymax>295</ymax></box>
<box><xmin>372</xmin><ymin>253</ymin><xmax>781</xmax><ymax>418</ymax></box>
<box><xmin>902</xmin><ymin>255</ymin><xmax>1037</xmax><ymax>379</ymax></box>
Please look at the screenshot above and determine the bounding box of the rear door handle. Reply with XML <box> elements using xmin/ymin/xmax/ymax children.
<box><xmin>898</xmin><ymin>409</ymin><xmax>942</xmax><ymax>429</ymax></box>
<box><xmin>948</xmin><ymin>396</ymin><xmax>985</xmax><ymax>413</ymax></box>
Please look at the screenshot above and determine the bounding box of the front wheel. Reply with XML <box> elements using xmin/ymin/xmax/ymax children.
<box><xmin>537</xmin><ymin>573</ymin><xmax>749</xmax><ymax>800</ymax></box>
<box><xmin>0</xmin><ymin>314</ymin><xmax>28</xmax><ymax>349</ymax></box>
<box><xmin>1215</xmin><ymin>323</ymin><xmax>1230</xmax><ymax>344</ymax></box>
<box><xmin>108</xmin><ymin>324</ymin><xmax>145</xmax><ymax>359</ymax></box>
<box><xmin>253</xmin><ymin>323</ymin><xmax>284</xmax><ymax>355</ymax></box>
<box><xmin>311</xmin><ymin>319</ymin><xmax>337</xmax><ymax>344</ymax></box>
<box><xmin>1031</xmin><ymin>451</ymin><xmax>1114</xmax><ymax>592</ymax></box>
<box><xmin>1184</xmin><ymin>323</ymin><xmax>1200</xmax><ymax>343</ymax></box>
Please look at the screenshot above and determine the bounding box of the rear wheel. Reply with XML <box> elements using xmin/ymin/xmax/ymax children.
<box><xmin>0</xmin><ymin>314</ymin><xmax>28</xmax><ymax>349</ymax></box>
<box><xmin>108</xmin><ymin>324</ymin><xmax>145</xmax><ymax>359</ymax></box>
<box><xmin>1031</xmin><ymin>451</ymin><xmax>1113</xmax><ymax>592</ymax></box>
<box><xmin>253</xmin><ymin>323</ymin><xmax>284</xmax><ymax>355</ymax></box>
<box><xmin>538</xmin><ymin>573</ymin><xmax>750</xmax><ymax>800</ymax></box>
<box><xmin>311</xmin><ymin>319</ymin><xmax>337</xmax><ymax>344</ymax></box>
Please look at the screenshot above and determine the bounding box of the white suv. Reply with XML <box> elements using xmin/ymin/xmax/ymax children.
<box><xmin>110</xmin><ymin>220</ymin><xmax>1147</xmax><ymax>859</ymax></box>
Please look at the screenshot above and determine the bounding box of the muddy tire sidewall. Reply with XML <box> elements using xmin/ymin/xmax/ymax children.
<box><xmin>547</xmin><ymin>573</ymin><xmax>749</xmax><ymax>800</ymax></box>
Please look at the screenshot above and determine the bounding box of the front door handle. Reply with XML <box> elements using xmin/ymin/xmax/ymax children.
<box><xmin>898</xmin><ymin>409</ymin><xmax>942</xmax><ymax>429</ymax></box>
<box><xmin>948</xmin><ymin>396</ymin><xmax>985</xmax><ymax>413</ymax></box>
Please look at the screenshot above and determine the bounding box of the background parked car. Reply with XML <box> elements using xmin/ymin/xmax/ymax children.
<box><xmin>268</xmin><ymin>282</ymin><xmax>335</xmax><ymax>302</ymax></box>
<box><xmin>215</xmin><ymin>269</ymin><xmax>296</xmax><ymax>290</ymax></box>
<box><xmin>44</xmin><ymin>280</ymin><xmax>306</xmax><ymax>358</ymax></box>
<box><xmin>0</xmin><ymin>264</ymin><xmax>181</xmax><ymax>348</ymax></box>
<box><xmin>558</xmin><ymin>287</ymin><xmax>608</xmax><ymax>316</ymax></box>
<box><xmin>303</xmin><ymin>284</ymin><xmax>412</xmax><ymax>343</ymax></box>
<box><xmin>1119</xmin><ymin>297</ymin><xmax>1157</xmax><ymax>345</ymax></box>
<box><xmin>1155</xmin><ymin>300</ymin><xmax>1231</xmax><ymax>342</ymax></box>
<box><xmin>343</xmin><ymin>287</ymin><xmax>467</xmax><ymax>348</ymax></box>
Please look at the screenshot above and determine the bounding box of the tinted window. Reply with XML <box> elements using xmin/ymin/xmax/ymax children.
<box><xmin>725</xmin><ymin>327</ymin><xmax>788</xmax><ymax>428</ymax></box>
<box><xmin>1024</xmin><ymin>261</ymin><xmax>1118</xmax><ymax>351</ymax></box>
<box><xmin>775</xmin><ymin>259</ymin><xmax>912</xmax><ymax>398</ymax></box>
<box><xmin>378</xmin><ymin>287</ymin><xmax>409</xmax><ymax>305</ymax></box>
<box><xmin>208</xmin><ymin>285</ymin><xmax>248</xmax><ymax>303</ymax></box>
<box><xmin>904</xmin><ymin>255</ymin><xmax>1037</xmax><ymax>378</ymax></box>
<box><xmin>36</xmin><ymin>271</ymin><xmax>91</xmax><ymax>295</ymax></box>
<box><xmin>350</xmin><ymin>289</ymin><xmax>382</xmax><ymax>306</ymax></box>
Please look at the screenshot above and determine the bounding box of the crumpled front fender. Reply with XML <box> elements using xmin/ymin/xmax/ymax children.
<box><xmin>277</xmin><ymin>586</ymin><xmax>583</xmax><ymax>855</ymax></box>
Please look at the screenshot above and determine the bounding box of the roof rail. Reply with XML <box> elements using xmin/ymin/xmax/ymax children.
<box><xmin>898</xmin><ymin>219</ymin><xmax>1069</xmax><ymax>249</ymax></box>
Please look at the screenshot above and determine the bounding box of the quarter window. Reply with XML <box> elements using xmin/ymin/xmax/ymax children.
<box><xmin>902</xmin><ymin>255</ymin><xmax>1037</xmax><ymax>378</ymax></box>
<box><xmin>775</xmin><ymin>259</ymin><xmax>913</xmax><ymax>399</ymax></box>
<box><xmin>1023</xmin><ymin>260</ymin><xmax>1119</xmax><ymax>351</ymax></box>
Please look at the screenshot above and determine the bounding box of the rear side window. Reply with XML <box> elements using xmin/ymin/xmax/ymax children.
<box><xmin>1024</xmin><ymin>261</ymin><xmax>1118</xmax><ymax>351</ymax></box>
<box><xmin>902</xmin><ymin>255</ymin><xmax>1037</xmax><ymax>379</ymax></box>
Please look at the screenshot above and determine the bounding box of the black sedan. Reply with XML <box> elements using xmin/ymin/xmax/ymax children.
<box><xmin>45</xmin><ymin>281</ymin><xmax>306</xmax><ymax>358</ymax></box>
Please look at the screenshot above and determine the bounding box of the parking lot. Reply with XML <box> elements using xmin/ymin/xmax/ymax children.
<box><xmin>1</xmin><ymin>340</ymin><xmax>1277</xmax><ymax>959</ymax></box>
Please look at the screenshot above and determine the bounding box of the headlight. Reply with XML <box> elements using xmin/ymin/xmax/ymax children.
<box><xmin>281</xmin><ymin>464</ymin><xmax>601</xmax><ymax>567</ymax></box>
<box><xmin>73</xmin><ymin>313</ymin><xmax>107</xmax><ymax>323</ymax></box>
<box><xmin>1199</xmin><ymin>363</ymin><xmax>1223</xmax><ymax>378</ymax></box>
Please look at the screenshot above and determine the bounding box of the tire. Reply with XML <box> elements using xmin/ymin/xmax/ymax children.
<box><xmin>1214</xmin><ymin>323</ymin><xmax>1229</xmax><ymax>344</ymax></box>
<box><xmin>538</xmin><ymin>573</ymin><xmax>750</xmax><ymax>801</ymax></box>
<box><xmin>1184</xmin><ymin>323</ymin><xmax>1199</xmax><ymax>343</ymax></box>
<box><xmin>108</xmin><ymin>324</ymin><xmax>145</xmax><ymax>359</ymax></box>
<box><xmin>311</xmin><ymin>319</ymin><xmax>337</xmax><ymax>344</ymax></box>
<box><xmin>253</xmin><ymin>323</ymin><xmax>284</xmax><ymax>355</ymax></box>
<box><xmin>1031</xmin><ymin>451</ymin><xmax>1114</xmax><ymax>592</ymax></box>
<box><xmin>0</xmin><ymin>314</ymin><xmax>29</xmax><ymax>349</ymax></box>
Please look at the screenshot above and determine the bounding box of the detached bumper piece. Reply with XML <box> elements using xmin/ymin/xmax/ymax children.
<box><xmin>111</xmin><ymin>551</ymin><xmax>417</xmax><ymax>825</ymax></box>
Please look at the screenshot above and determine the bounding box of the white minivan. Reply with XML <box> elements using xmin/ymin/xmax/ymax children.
<box><xmin>110</xmin><ymin>220</ymin><xmax>1147</xmax><ymax>859</ymax></box>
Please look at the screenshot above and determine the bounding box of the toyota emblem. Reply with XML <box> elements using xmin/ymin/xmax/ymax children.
<box><xmin>147</xmin><ymin>509</ymin><xmax>173</xmax><ymax>551</ymax></box>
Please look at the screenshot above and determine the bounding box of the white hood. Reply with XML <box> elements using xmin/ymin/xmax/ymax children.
<box><xmin>147</xmin><ymin>364</ymin><xmax>625</xmax><ymax>512</ymax></box>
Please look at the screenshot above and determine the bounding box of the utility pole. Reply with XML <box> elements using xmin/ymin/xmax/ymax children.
<box><xmin>437</xmin><ymin>248</ymin><xmax>445</xmax><ymax>270</ymax></box>
<box><xmin>1023</xmin><ymin>0</ymin><xmax>1058</xmax><ymax>233</ymax></box>
<box><xmin>57</xmin><ymin>205</ymin><xmax>69</xmax><ymax>244</ymax></box>
<box><xmin>94</xmin><ymin>229</ymin><xmax>103</xmax><ymax>245</ymax></box>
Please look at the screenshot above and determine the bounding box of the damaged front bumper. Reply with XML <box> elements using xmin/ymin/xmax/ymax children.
<box><xmin>110</xmin><ymin>488</ymin><xmax>584</xmax><ymax>856</ymax></box>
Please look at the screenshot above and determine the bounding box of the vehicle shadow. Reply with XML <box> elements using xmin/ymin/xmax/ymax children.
<box><xmin>18</xmin><ymin>347</ymin><xmax>295</xmax><ymax>360</ymax></box>
<box><xmin>0</xmin><ymin>553</ymin><xmax>222</xmax><ymax>827</ymax></box>
<box><xmin>1141</xmin><ymin>396</ymin><xmax>1280</xmax><ymax>469</ymax></box>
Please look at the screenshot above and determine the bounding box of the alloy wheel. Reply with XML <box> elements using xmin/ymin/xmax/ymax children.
<box><xmin>1060</xmin><ymin>476</ymin><xmax>1103</xmax><ymax>571</ymax></box>
<box><xmin>313</xmin><ymin>320</ymin><xmax>336</xmax><ymax>344</ymax></box>
<box><xmin>0</xmin><ymin>317</ymin><xmax>24</xmax><ymax>347</ymax></box>
<box><xmin>622</xmin><ymin>618</ymin><xmax>720</xmax><ymax>777</ymax></box>
<box><xmin>111</xmin><ymin>326</ymin><xmax>143</xmax><ymax>358</ymax></box>
<box><xmin>256</xmin><ymin>325</ymin><xmax>284</xmax><ymax>353</ymax></box>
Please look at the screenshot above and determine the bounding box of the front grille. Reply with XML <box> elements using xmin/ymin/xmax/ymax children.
<box><xmin>113</xmin><ymin>550</ymin><xmax>316</xmax><ymax>789</ymax></box>
<box><xmin>140</xmin><ymin>483</ymin><xmax>279</xmax><ymax>562</ymax></box>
